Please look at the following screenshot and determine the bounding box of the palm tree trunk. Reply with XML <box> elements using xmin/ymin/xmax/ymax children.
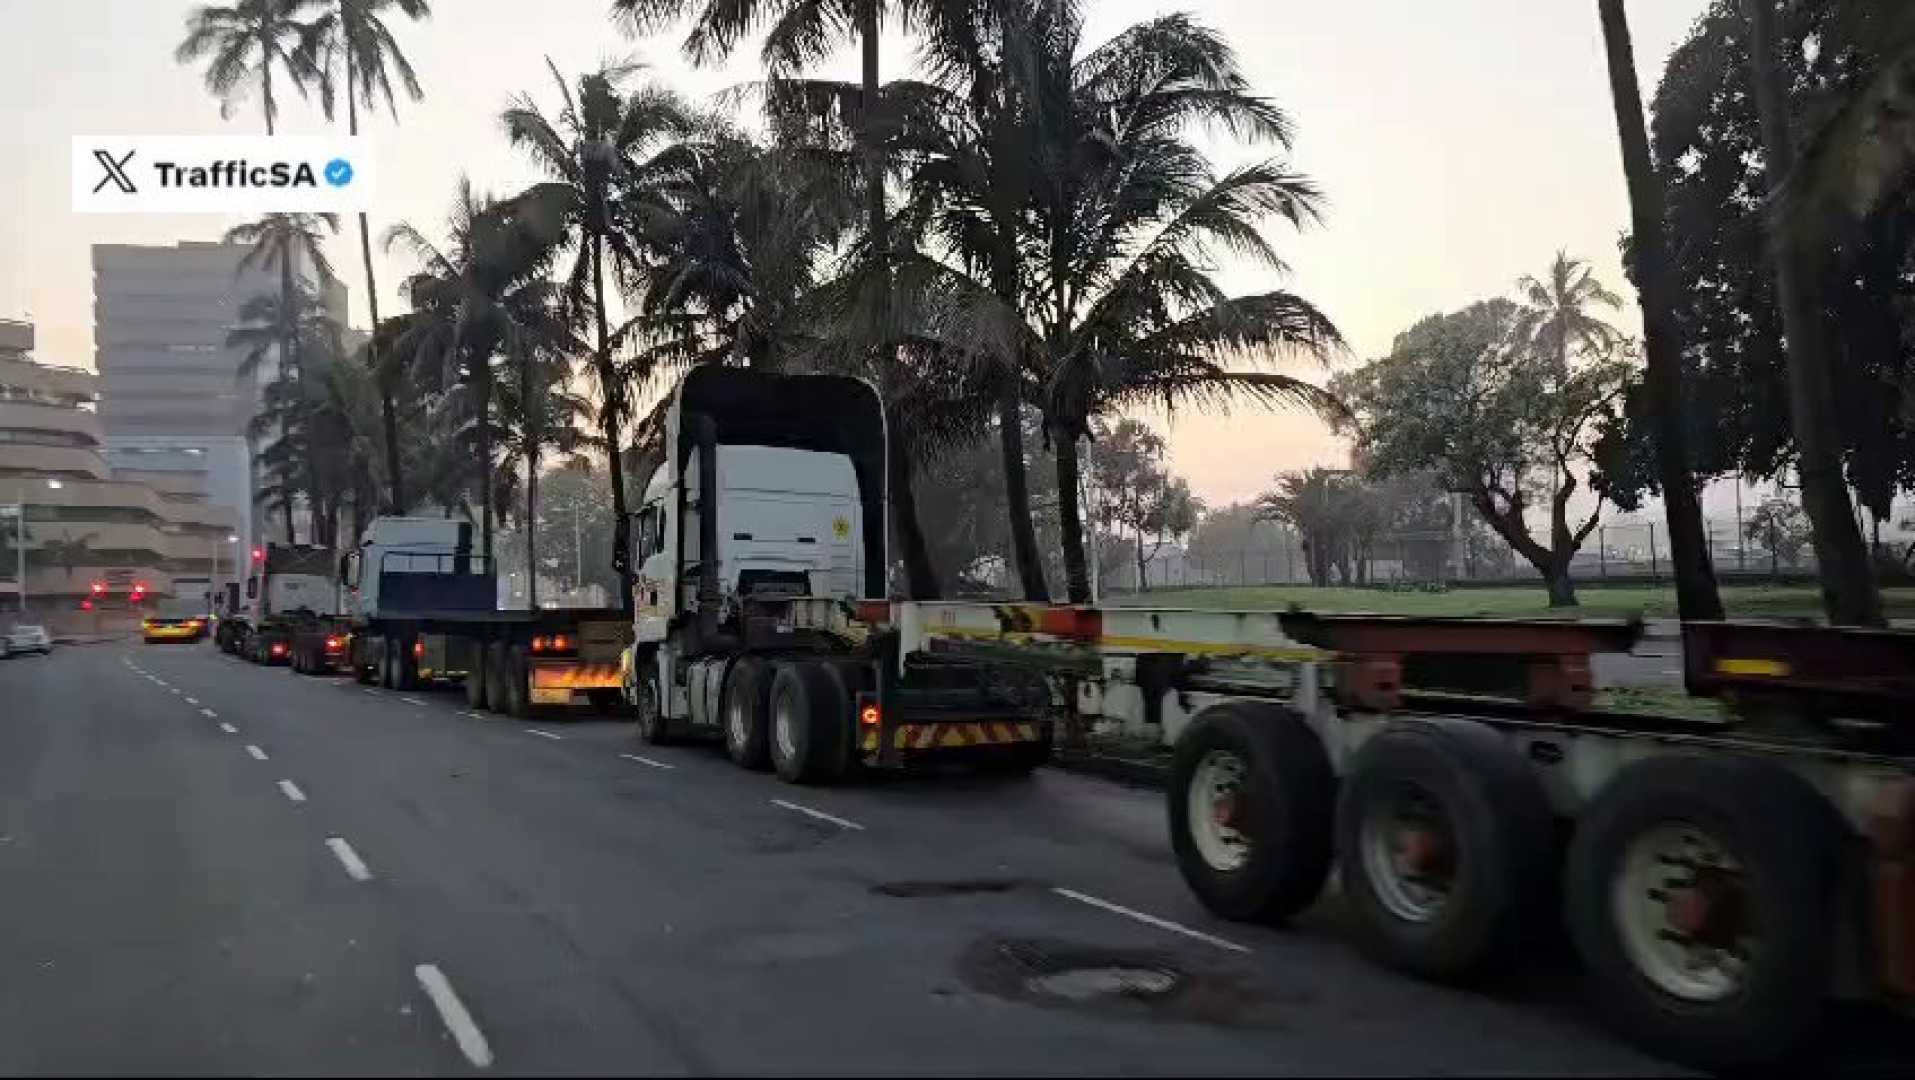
<box><xmin>520</xmin><ymin>338</ymin><xmax>540</xmax><ymax>611</ymax></box>
<box><xmin>997</xmin><ymin>386</ymin><xmax>1048</xmax><ymax>600</ymax></box>
<box><xmin>261</xmin><ymin>31</ymin><xmax>275</xmax><ymax>136</ymax></box>
<box><xmin>591</xmin><ymin>231</ymin><xmax>633</xmax><ymax>615</ymax></box>
<box><xmin>1054</xmin><ymin>432</ymin><xmax>1092</xmax><ymax>602</ymax></box>
<box><xmin>1741</xmin><ymin>0</ymin><xmax>1882</xmax><ymax>625</ymax></box>
<box><xmin>344</xmin><ymin>79</ymin><xmax>405</xmax><ymax>515</ymax></box>
<box><xmin>1598</xmin><ymin>0</ymin><xmax>1724</xmax><ymax>621</ymax></box>
<box><xmin>477</xmin><ymin>355</ymin><xmax>493</xmax><ymax>567</ymax></box>
<box><xmin>854</xmin><ymin>0</ymin><xmax>937</xmax><ymax>600</ymax></box>
<box><xmin>279</xmin><ymin>248</ymin><xmax>309</xmax><ymax>544</ymax></box>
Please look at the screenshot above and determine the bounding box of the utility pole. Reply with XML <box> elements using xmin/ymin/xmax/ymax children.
<box><xmin>5</xmin><ymin>503</ymin><xmax>23</xmax><ymax>613</ymax></box>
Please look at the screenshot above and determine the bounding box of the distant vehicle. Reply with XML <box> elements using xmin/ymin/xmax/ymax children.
<box><xmin>143</xmin><ymin>597</ymin><xmax>208</xmax><ymax>644</ymax></box>
<box><xmin>221</xmin><ymin>544</ymin><xmax>342</xmax><ymax>665</ymax></box>
<box><xmin>6</xmin><ymin>624</ymin><xmax>52</xmax><ymax>655</ymax></box>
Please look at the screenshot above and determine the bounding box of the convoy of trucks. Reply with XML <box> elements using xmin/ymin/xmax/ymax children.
<box><xmin>196</xmin><ymin>366</ymin><xmax>1910</xmax><ymax>1070</ymax></box>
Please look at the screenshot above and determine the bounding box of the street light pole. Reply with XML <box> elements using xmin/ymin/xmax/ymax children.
<box><xmin>6</xmin><ymin>503</ymin><xmax>23</xmax><ymax>613</ymax></box>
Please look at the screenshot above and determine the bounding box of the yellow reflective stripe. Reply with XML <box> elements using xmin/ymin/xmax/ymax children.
<box><xmin>1716</xmin><ymin>658</ymin><xmax>1791</xmax><ymax>677</ymax></box>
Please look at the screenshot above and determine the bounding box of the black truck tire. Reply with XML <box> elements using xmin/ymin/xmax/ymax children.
<box><xmin>634</xmin><ymin>655</ymin><xmax>672</xmax><ymax>745</ymax></box>
<box><xmin>1169</xmin><ymin>701</ymin><xmax>1335</xmax><ymax>924</ymax></box>
<box><xmin>354</xmin><ymin>638</ymin><xmax>376</xmax><ymax>685</ymax></box>
<box><xmin>500</xmin><ymin>644</ymin><xmax>531</xmax><ymax>719</ymax></box>
<box><xmin>768</xmin><ymin>660</ymin><xmax>848</xmax><ymax>785</ymax></box>
<box><xmin>723</xmin><ymin>657</ymin><xmax>773</xmax><ymax>770</ymax></box>
<box><xmin>1565</xmin><ymin>755</ymin><xmax>1836</xmax><ymax>1072</ymax></box>
<box><xmin>466</xmin><ymin>644</ymin><xmax>491</xmax><ymax>710</ymax></box>
<box><xmin>1335</xmin><ymin>719</ymin><xmax>1556</xmax><ymax>982</ymax></box>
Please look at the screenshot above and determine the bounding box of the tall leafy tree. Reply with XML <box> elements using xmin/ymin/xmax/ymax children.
<box><xmin>612</xmin><ymin>0</ymin><xmax>976</xmax><ymax>600</ymax></box>
<box><xmin>984</xmin><ymin>10</ymin><xmax>1343</xmax><ymax>601</ymax></box>
<box><xmin>1741</xmin><ymin>0</ymin><xmax>1881</xmax><ymax>624</ymax></box>
<box><xmin>502</xmin><ymin>61</ymin><xmax>695</xmax><ymax>614</ymax></box>
<box><xmin>176</xmin><ymin>0</ymin><xmax>318</xmax><ymax>133</ymax></box>
<box><xmin>228</xmin><ymin>285</ymin><xmax>343</xmax><ymax>541</ymax></box>
<box><xmin>298</xmin><ymin>0</ymin><xmax>432</xmax><ymax>515</ymax></box>
<box><xmin>1594</xmin><ymin>0</ymin><xmax>1723</xmax><ymax>621</ymax></box>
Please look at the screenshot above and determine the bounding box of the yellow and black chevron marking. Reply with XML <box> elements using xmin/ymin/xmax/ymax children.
<box><xmin>861</xmin><ymin>721</ymin><xmax>1042</xmax><ymax>753</ymax></box>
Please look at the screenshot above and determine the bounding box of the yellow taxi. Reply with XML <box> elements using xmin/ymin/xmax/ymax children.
<box><xmin>142</xmin><ymin>615</ymin><xmax>207</xmax><ymax>644</ymax></box>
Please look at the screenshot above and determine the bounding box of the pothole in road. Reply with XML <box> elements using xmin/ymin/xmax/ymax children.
<box><xmin>871</xmin><ymin>878</ymin><xmax>1028</xmax><ymax>898</ymax></box>
<box><xmin>956</xmin><ymin>937</ymin><xmax>1287</xmax><ymax>1027</ymax></box>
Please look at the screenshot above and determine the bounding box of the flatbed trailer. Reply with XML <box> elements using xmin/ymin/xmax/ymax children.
<box><xmin>895</xmin><ymin>600</ymin><xmax>1915</xmax><ymax>1071</ymax></box>
<box><xmin>349</xmin><ymin>604</ymin><xmax>632</xmax><ymax>717</ymax></box>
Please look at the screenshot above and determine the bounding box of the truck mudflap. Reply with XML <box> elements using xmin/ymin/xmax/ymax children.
<box><xmin>528</xmin><ymin>661</ymin><xmax>623</xmax><ymax>703</ymax></box>
<box><xmin>861</xmin><ymin>719</ymin><xmax>1045</xmax><ymax>753</ymax></box>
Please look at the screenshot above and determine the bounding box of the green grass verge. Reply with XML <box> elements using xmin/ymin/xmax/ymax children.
<box><xmin>1105</xmin><ymin>583</ymin><xmax>1915</xmax><ymax>621</ymax></box>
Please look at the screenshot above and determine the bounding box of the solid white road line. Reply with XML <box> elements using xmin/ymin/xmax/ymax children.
<box><xmin>619</xmin><ymin>753</ymin><xmax>675</xmax><ymax>770</ymax></box>
<box><xmin>770</xmin><ymin>798</ymin><xmax>864</xmax><ymax>831</ymax></box>
<box><xmin>218</xmin><ymin>722</ymin><xmax>238</xmax><ymax>734</ymax></box>
<box><xmin>245</xmin><ymin>744</ymin><xmax>268</xmax><ymax>761</ymax></box>
<box><xmin>399</xmin><ymin>696</ymin><xmax>426</xmax><ymax>707</ymax></box>
<box><xmin>1051</xmin><ymin>887</ymin><xmax>1250</xmax><ymax>954</ymax></box>
<box><xmin>325</xmin><ymin>837</ymin><xmax>372</xmax><ymax>882</ymax></box>
<box><xmin>414</xmin><ymin>964</ymin><xmax>494</xmax><ymax>1068</ymax></box>
<box><xmin>277</xmin><ymin>780</ymin><xmax>306</xmax><ymax>803</ymax></box>
<box><xmin>526</xmin><ymin>729</ymin><xmax>562</xmax><ymax>741</ymax></box>
<box><xmin>200</xmin><ymin>708</ymin><xmax>218</xmax><ymax>719</ymax></box>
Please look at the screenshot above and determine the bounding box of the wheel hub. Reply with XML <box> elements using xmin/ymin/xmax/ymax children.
<box><xmin>1187</xmin><ymin>751</ymin><xmax>1250</xmax><ymax>872</ymax></box>
<box><xmin>1612</xmin><ymin>823</ymin><xmax>1751</xmax><ymax>1003</ymax></box>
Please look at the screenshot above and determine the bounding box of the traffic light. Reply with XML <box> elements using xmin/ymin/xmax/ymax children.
<box><xmin>80</xmin><ymin>598</ymin><xmax>93</xmax><ymax>611</ymax></box>
<box><xmin>252</xmin><ymin>547</ymin><xmax>265</xmax><ymax>564</ymax></box>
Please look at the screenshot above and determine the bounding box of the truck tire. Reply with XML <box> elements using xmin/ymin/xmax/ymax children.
<box><xmin>353</xmin><ymin>639</ymin><xmax>376</xmax><ymax>685</ymax></box>
<box><xmin>1335</xmin><ymin>719</ymin><xmax>1556</xmax><ymax>982</ymax></box>
<box><xmin>466</xmin><ymin>644</ymin><xmax>491</xmax><ymax>710</ymax></box>
<box><xmin>380</xmin><ymin>639</ymin><xmax>401</xmax><ymax>689</ymax></box>
<box><xmin>500</xmin><ymin>644</ymin><xmax>532</xmax><ymax>719</ymax></box>
<box><xmin>634</xmin><ymin>656</ymin><xmax>672</xmax><ymax>745</ymax></box>
<box><xmin>768</xmin><ymin>660</ymin><xmax>848</xmax><ymax>785</ymax></box>
<box><xmin>1565</xmin><ymin>755</ymin><xmax>1836</xmax><ymax>1072</ymax></box>
<box><xmin>723</xmin><ymin>657</ymin><xmax>773</xmax><ymax>770</ymax></box>
<box><xmin>1169</xmin><ymin>702</ymin><xmax>1334</xmax><ymax>924</ymax></box>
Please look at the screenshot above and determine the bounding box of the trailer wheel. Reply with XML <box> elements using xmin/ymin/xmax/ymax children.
<box><xmin>379</xmin><ymin>639</ymin><xmax>400</xmax><ymax>688</ymax></box>
<box><xmin>499</xmin><ymin>644</ymin><xmax>531</xmax><ymax>719</ymax></box>
<box><xmin>723</xmin><ymin>657</ymin><xmax>773</xmax><ymax>770</ymax></box>
<box><xmin>1565</xmin><ymin>755</ymin><xmax>1835</xmax><ymax>1071</ymax></box>
<box><xmin>353</xmin><ymin>639</ymin><xmax>376</xmax><ymax>684</ymax></box>
<box><xmin>1169</xmin><ymin>702</ymin><xmax>1335</xmax><ymax>924</ymax></box>
<box><xmin>1336</xmin><ymin>719</ymin><xmax>1555</xmax><ymax>982</ymax></box>
<box><xmin>466</xmin><ymin>645</ymin><xmax>491</xmax><ymax>710</ymax></box>
<box><xmin>768</xmin><ymin>661</ymin><xmax>848</xmax><ymax>785</ymax></box>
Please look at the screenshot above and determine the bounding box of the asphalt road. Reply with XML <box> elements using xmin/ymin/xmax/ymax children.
<box><xmin>0</xmin><ymin>640</ymin><xmax>1685</xmax><ymax>1076</ymax></box>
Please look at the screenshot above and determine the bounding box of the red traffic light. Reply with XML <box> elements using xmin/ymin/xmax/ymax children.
<box><xmin>80</xmin><ymin>599</ymin><xmax>93</xmax><ymax>611</ymax></box>
<box><xmin>252</xmin><ymin>547</ymin><xmax>264</xmax><ymax>563</ymax></box>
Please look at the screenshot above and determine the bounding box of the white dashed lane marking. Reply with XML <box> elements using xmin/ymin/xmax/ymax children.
<box><xmin>399</xmin><ymin>696</ymin><xmax>426</xmax><ymax>707</ymax></box>
<box><xmin>277</xmin><ymin>780</ymin><xmax>306</xmax><ymax>803</ymax></box>
<box><xmin>619</xmin><ymin>753</ymin><xmax>674</xmax><ymax>770</ymax></box>
<box><xmin>325</xmin><ymin>837</ymin><xmax>372</xmax><ymax>882</ymax></box>
<box><xmin>245</xmin><ymin>744</ymin><xmax>268</xmax><ymax>761</ymax></box>
<box><xmin>770</xmin><ymin>799</ymin><xmax>863</xmax><ymax>831</ymax></box>
<box><xmin>200</xmin><ymin>708</ymin><xmax>217</xmax><ymax>719</ymax></box>
<box><xmin>218</xmin><ymin>722</ymin><xmax>237</xmax><ymax>734</ymax></box>
<box><xmin>184</xmin><ymin>696</ymin><xmax>199</xmax><ymax>706</ymax></box>
<box><xmin>1050</xmin><ymin>887</ymin><xmax>1250</xmax><ymax>954</ymax></box>
<box><xmin>526</xmin><ymin>729</ymin><xmax>562</xmax><ymax>741</ymax></box>
<box><xmin>414</xmin><ymin>964</ymin><xmax>493</xmax><ymax>1068</ymax></box>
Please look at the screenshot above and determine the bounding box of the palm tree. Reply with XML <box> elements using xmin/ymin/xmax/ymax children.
<box><xmin>966</xmin><ymin>11</ymin><xmax>1343</xmax><ymax>602</ymax></box>
<box><xmin>176</xmin><ymin>0</ymin><xmax>318</xmax><ymax>134</ymax></box>
<box><xmin>502</xmin><ymin>61</ymin><xmax>695</xmax><ymax>615</ymax></box>
<box><xmin>297</xmin><ymin>0</ymin><xmax>432</xmax><ymax>516</ymax></box>
<box><xmin>1740</xmin><ymin>0</ymin><xmax>1882</xmax><ymax>625</ymax></box>
<box><xmin>1596</xmin><ymin>0</ymin><xmax>1724</xmax><ymax>621</ymax></box>
<box><xmin>613</xmin><ymin>0</ymin><xmax>974</xmax><ymax>600</ymax></box>
<box><xmin>497</xmin><ymin>349</ymin><xmax>589</xmax><ymax>609</ymax></box>
<box><xmin>386</xmin><ymin>179</ymin><xmax>572</xmax><ymax>563</ymax></box>
<box><xmin>228</xmin><ymin>284</ymin><xmax>344</xmax><ymax>541</ymax></box>
<box><xmin>1514</xmin><ymin>251</ymin><xmax>1623</xmax><ymax>370</ymax></box>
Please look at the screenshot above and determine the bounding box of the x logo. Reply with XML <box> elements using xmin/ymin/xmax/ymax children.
<box><xmin>92</xmin><ymin>149</ymin><xmax>137</xmax><ymax>194</ymax></box>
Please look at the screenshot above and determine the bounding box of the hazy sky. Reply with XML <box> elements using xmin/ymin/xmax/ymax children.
<box><xmin>0</xmin><ymin>0</ymin><xmax>1709</xmax><ymax>509</ymax></box>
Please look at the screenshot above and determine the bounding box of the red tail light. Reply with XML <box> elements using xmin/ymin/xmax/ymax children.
<box><xmin>552</xmin><ymin>634</ymin><xmax>571</xmax><ymax>652</ymax></box>
<box><xmin>271</xmin><ymin>642</ymin><xmax>287</xmax><ymax>656</ymax></box>
<box><xmin>530</xmin><ymin>635</ymin><xmax>549</xmax><ymax>653</ymax></box>
<box><xmin>859</xmin><ymin>701</ymin><xmax>881</xmax><ymax>727</ymax></box>
<box><xmin>324</xmin><ymin>636</ymin><xmax>343</xmax><ymax>651</ymax></box>
<box><xmin>412</xmin><ymin>640</ymin><xmax>425</xmax><ymax>659</ymax></box>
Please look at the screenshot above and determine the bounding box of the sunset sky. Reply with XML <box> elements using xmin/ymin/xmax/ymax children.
<box><xmin>0</xmin><ymin>0</ymin><xmax>1710</xmax><ymax>510</ymax></box>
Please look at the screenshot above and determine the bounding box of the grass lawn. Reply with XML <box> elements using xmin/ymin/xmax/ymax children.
<box><xmin>1104</xmin><ymin>582</ymin><xmax>1915</xmax><ymax>621</ymax></box>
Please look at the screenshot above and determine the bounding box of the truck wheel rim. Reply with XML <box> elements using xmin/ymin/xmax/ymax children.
<box><xmin>1611</xmin><ymin>822</ymin><xmax>1750</xmax><ymax>1003</ymax></box>
<box><xmin>774</xmin><ymin>693</ymin><xmax>798</xmax><ymax>762</ymax></box>
<box><xmin>1358</xmin><ymin>783</ymin><xmax>1454</xmax><ymax>924</ymax></box>
<box><xmin>1187</xmin><ymin>750</ymin><xmax>1251</xmax><ymax>872</ymax></box>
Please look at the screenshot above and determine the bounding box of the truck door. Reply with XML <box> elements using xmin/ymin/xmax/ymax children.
<box><xmin>634</xmin><ymin>502</ymin><xmax>673</xmax><ymax>643</ymax></box>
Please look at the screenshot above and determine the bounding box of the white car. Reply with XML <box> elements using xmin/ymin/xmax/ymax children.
<box><xmin>6</xmin><ymin>624</ymin><xmax>52</xmax><ymax>655</ymax></box>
